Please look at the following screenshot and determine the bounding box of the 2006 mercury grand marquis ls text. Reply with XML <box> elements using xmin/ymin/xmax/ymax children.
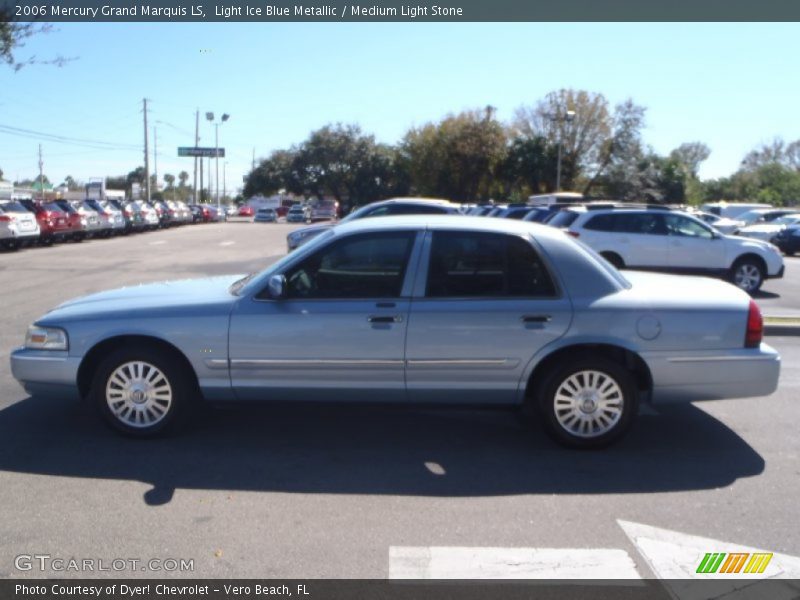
<box><xmin>10</xmin><ymin>216</ymin><xmax>780</xmax><ymax>448</ymax></box>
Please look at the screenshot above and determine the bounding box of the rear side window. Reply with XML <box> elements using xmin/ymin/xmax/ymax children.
<box><xmin>583</xmin><ymin>213</ymin><xmax>614</xmax><ymax>231</ymax></box>
<box><xmin>613</xmin><ymin>213</ymin><xmax>666</xmax><ymax>235</ymax></box>
<box><xmin>426</xmin><ymin>231</ymin><xmax>556</xmax><ymax>298</ymax></box>
<box><xmin>548</xmin><ymin>210</ymin><xmax>581</xmax><ymax>228</ymax></box>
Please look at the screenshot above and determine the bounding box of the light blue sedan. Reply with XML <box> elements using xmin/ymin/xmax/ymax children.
<box><xmin>10</xmin><ymin>216</ymin><xmax>780</xmax><ymax>448</ymax></box>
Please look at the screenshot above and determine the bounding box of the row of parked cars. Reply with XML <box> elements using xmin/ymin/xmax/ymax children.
<box><xmin>0</xmin><ymin>198</ymin><xmax>227</xmax><ymax>251</ymax></box>
<box><xmin>285</xmin><ymin>197</ymin><xmax>787</xmax><ymax>294</ymax></box>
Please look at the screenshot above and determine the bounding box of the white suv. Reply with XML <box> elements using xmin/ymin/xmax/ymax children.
<box><xmin>552</xmin><ymin>206</ymin><xmax>785</xmax><ymax>293</ymax></box>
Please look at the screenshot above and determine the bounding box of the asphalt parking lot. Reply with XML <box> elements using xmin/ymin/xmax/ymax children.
<box><xmin>0</xmin><ymin>220</ymin><xmax>799</xmax><ymax>581</ymax></box>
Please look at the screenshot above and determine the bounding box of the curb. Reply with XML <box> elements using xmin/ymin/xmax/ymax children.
<box><xmin>764</xmin><ymin>316</ymin><xmax>800</xmax><ymax>337</ymax></box>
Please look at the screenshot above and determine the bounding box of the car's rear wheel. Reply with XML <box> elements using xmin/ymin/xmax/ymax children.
<box><xmin>730</xmin><ymin>257</ymin><xmax>764</xmax><ymax>294</ymax></box>
<box><xmin>90</xmin><ymin>345</ymin><xmax>190</xmax><ymax>437</ymax></box>
<box><xmin>537</xmin><ymin>357</ymin><xmax>637</xmax><ymax>449</ymax></box>
<box><xmin>600</xmin><ymin>252</ymin><xmax>625</xmax><ymax>269</ymax></box>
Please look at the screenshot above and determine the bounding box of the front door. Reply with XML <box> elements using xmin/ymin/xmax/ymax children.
<box><xmin>228</xmin><ymin>230</ymin><xmax>420</xmax><ymax>402</ymax></box>
<box><xmin>664</xmin><ymin>214</ymin><xmax>726</xmax><ymax>271</ymax></box>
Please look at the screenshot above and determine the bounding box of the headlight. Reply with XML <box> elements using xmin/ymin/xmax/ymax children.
<box><xmin>24</xmin><ymin>325</ymin><xmax>68</xmax><ymax>351</ymax></box>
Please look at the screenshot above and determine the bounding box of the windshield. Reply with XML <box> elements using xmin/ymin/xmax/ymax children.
<box><xmin>773</xmin><ymin>215</ymin><xmax>800</xmax><ymax>225</ymax></box>
<box><xmin>0</xmin><ymin>201</ymin><xmax>30</xmax><ymax>213</ymax></box>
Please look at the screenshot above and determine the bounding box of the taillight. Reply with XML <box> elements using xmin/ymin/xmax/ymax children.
<box><xmin>745</xmin><ymin>299</ymin><xmax>763</xmax><ymax>348</ymax></box>
<box><xmin>566</xmin><ymin>230</ymin><xmax>580</xmax><ymax>238</ymax></box>
<box><xmin>0</xmin><ymin>215</ymin><xmax>10</xmax><ymax>222</ymax></box>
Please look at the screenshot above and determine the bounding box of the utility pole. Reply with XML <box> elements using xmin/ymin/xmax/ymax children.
<box><xmin>143</xmin><ymin>98</ymin><xmax>150</xmax><ymax>202</ymax></box>
<box><xmin>153</xmin><ymin>125</ymin><xmax>158</xmax><ymax>193</ymax></box>
<box><xmin>199</xmin><ymin>158</ymin><xmax>204</xmax><ymax>203</ymax></box>
<box><xmin>38</xmin><ymin>144</ymin><xmax>45</xmax><ymax>201</ymax></box>
<box><xmin>223</xmin><ymin>161</ymin><xmax>227</xmax><ymax>202</ymax></box>
<box><xmin>193</xmin><ymin>109</ymin><xmax>199</xmax><ymax>203</ymax></box>
<box><xmin>252</xmin><ymin>148</ymin><xmax>255</xmax><ymax>171</ymax></box>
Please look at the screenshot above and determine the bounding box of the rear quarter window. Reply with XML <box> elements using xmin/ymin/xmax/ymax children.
<box><xmin>548</xmin><ymin>211</ymin><xmax>581</xmax><ymax>228</ymax></box>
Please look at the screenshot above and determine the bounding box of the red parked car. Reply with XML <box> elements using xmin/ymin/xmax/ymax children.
<box><xmin>237</xmin><ymin>205</ymin><xmax>254</xmax><ymax>217</ymax></box>
<box><xmin>19</xmin><ymin>199</ymin><xmax>78</xmax><ymax>244</ymax></box>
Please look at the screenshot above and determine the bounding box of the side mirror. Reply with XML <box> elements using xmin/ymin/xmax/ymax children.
<box><xmin>267</xmin><ymin>274</ymin><xmax>286</xmax><ymax>299</ymax></box>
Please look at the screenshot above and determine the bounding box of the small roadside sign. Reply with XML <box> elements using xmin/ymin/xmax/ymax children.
<box><xmin>178</xmin><ymin>147</ymin><xmax>225</xmax><ymax>157</ymax></box>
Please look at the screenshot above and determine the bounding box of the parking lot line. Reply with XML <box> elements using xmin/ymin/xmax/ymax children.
<box><xmin>388</xmin><ymin>546</ymin><xmax>642</xmax><ymax>580</ymax></box>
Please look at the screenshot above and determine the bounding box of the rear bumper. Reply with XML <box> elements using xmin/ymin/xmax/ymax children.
<box><xmin>10</xmin><ymin>347</ymin><xmax>82</xmax><ymax>401</ymax></box>
<box><xmin>642</xmin><ymin>344</ymin><xmax>780</xmax><ymax>405</ymax></box>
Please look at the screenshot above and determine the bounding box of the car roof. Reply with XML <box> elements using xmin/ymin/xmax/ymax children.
<box><xmin>331</xmin><ymin>214</ymin><xmax>566</xmax><ymax>242</ymax></box>
<box><xmin>367</xmin><ymin>197</ymin><xmax>454</xmax><ymax>207</ymax></box>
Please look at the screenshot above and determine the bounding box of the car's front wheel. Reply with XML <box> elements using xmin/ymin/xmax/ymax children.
<box><xmin>730</xmin><ymin>257</ymin><xmax>764</xmax><ymax>294</ymax></box>
<box><xmin>90</xmin><ymin>345</ymin><xmax>190</xmax><ymax>436</ymax></box>
<box><xmin>537</xmin><ymin>357</ymin><xmax>637</xmax><ymax>449</ymax></box>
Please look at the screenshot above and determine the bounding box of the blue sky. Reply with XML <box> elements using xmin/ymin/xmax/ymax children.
<box><xmin>1</xmin><ymin>22</ymin><xmax>798</xmax><ymax>193</ymax></box>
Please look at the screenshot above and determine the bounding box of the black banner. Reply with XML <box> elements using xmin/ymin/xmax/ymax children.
<box><xmin>3</xmin><ymin>580</ymin><xmax>800</xmax><ymax>600</ymax></box>
<box><xmin>3</xmin><ymin>0</ymin><xmax>800</xmax><ymax>22</ymax></box>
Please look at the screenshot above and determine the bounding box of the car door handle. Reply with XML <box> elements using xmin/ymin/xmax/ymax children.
<box><xmin>521</xmin><ymin>315</ymin><xmax>551</xmax><ymax>323</ymax></box>
<box><xmin>368</xmin><ymin>315</ymin><xmax>403</xmax><ymax>323</ymax></box>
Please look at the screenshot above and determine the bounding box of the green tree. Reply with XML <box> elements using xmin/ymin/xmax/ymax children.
<box><xmin>163</xmin><ymin>173</ymin><xmax>175</xmax><ymax>189</ymax></box>
<box><xmin>670</xmin><ymin>142</ymin><xmax>711</xmax><ymax>178</ymax></box>
<box><xmin>105</xmin><ymin>175</ymin><xmax>127</xmax><ymax>191</ymax></box>
<box><xmin>178</xmin><ymin>171</ymin><xmax>189</xmax><ymax>187</ymax></box>
<box><xmin>494</xmin><ymin>135</ymin><xmax>557</xmax><ymax>197</ymax></box>
<box><xmin>402</xmin><ymin>107</ymin><xmax>507</xmax><ymax>202</ymax></box>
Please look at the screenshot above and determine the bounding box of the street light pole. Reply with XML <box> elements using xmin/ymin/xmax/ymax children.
<box><xmin>206</xmin><ymin>111</ymin><xmax>230</xmax><ymax>214</ymax></box>
<box><xmin>215</xmin><ymin>123</ymin><xmax>220</xmax><ymax>212</ymax></box>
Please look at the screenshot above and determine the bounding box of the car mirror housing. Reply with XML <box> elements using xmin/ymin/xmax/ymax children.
<box><xmin>268</xmin><ymin>274</ymin><xmax>287</xmax><ymax>299</ymax></box>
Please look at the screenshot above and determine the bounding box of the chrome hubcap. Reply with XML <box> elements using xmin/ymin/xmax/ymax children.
<box><xmin>106</xmin><ymin>361</ymin><xmax>172</xmax><ymax>428</ymax></box>
<box><xmin>554</xmin><ymin>370</ymin><xmax>623</xmax><ymax>438</ymax></box>
<box><xmin>734</xmin><ymin>264</ymin><xmax>761</xmax><ymax>291</ymax></box>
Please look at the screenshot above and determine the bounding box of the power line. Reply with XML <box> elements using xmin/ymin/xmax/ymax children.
<box><xmin>0</xmin><ymin>123</ymin><xmax>140</xmax><ymax>150</ymax></box>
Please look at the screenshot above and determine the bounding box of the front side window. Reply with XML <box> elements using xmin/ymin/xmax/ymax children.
<box><xmin>284</xmin><ymin>231</ymin><xmax>416</xmax><ymax>299</ymax></box>
<box><xmin>426</xmin><ymin>231</ymin><xmax>556</xmax><ymax>298</ymax></box>
<box><xmin>664</xmin><ymin>215</ymin><xmax>713</xmax><ymax>239</ymax></box>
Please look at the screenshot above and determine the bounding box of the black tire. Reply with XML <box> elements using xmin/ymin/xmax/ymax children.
<box><xmin>729</xmin><ymin>257</ymin><xmax>764</xmax><ymax>294</ymax></box>
<box><xmin>535</xmin><ymin>356</ymin><xmax>638</xmax><ymax>449</ymax></box>
<box><xmin>89</xmin><ymin>344</ymin><xmax>192</xmax><ymax>437</ymax></box>
<box><xmin>2</xmin><ymin>240</ymin><xmax>20</xmax><ymax>251</ymax></box>
<box><xmin>600</xmin><ymin>252</ymin><xmax>624</xmax><ymax>270</ymax></box>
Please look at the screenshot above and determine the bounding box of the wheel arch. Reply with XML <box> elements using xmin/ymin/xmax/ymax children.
<box><xmin>523</xmin><ymin>342</ymin><xmax>653</xmax><ymax>402</ymax></box>
<box><xmin>731</xmin><ymin>252</ymin><xmax>767</xmax><ymax>274</ymax></box>
<box><xmin>77</xmin><ymin>334</ymin><xmax>201</xmax><ymax>400</ymax></box>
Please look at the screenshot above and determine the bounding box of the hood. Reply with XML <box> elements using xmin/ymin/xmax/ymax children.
<box><xmin>41</xmin><ymin>274</ymin><xmax>244</xmax><ymax>323</ymax></box>
<box><xmin>722</xmin><ymin>233</ymin><xmax>774</xmax><ymax>250</ymax></box>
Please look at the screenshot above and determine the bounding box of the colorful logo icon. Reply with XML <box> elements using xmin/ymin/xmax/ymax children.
<box><xmin>696</xmin><ymin>552</ymin><xmax>773</xmax><ymax>574</ymax></box>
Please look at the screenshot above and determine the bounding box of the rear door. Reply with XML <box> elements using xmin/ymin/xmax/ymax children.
<box><xmin>404</xmin><ymin>230</ymin><xmax>571</xmax><ymax>405</ymax></box>
<box><xmin>582</xmin><ymin>212</ymin><xmax>669</xmax><ymax>268</ymax></box>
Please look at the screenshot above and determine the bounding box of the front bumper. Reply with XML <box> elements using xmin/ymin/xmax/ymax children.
<box><xmin>10</xmin><ymin>347</ymin><xmax>82</xmax><ymax>401</ymax></box>
<box><xmin>642</xmin><ymin>343</ymin><xmax>781</xmax><ymax>405</ymax></box>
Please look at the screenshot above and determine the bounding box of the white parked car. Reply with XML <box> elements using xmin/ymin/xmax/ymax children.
<box><xmin>557</xmin><ymin>206</ymin><xmax>785</xmax><ymax>294</ymax></box>
<box><xmin>731</xmin><ymin>208</ymin><xmax>798</xmax><ymax>231</ymax></box>
<box><xmin>738</xmin><ymin>214</ymin><xmax>800</xmax><ymax>243</ymax></box>
<box><xmin>691</xmin><ymin>211</ymin><xmax>741</xmax><ymax>234</ymax></box>
<box><xmin>0</xmin><ymin>200</ymin><xmax>40</xmax><ymax>250</ymax></box>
